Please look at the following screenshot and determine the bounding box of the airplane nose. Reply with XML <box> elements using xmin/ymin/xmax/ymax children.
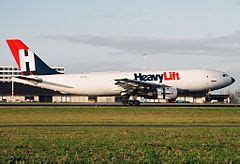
<box><xmin>231</xmin><ymin>77</ymin><xmax>235</xmax><ymax>84</ymax></box>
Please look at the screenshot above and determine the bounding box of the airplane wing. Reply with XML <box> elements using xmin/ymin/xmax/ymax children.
<box><xmin>115</xmin><ymin>78</ymin><xmax>186</xmax><ymax>95</ymax></box>
<box><xmin>115</xmin><ymin>78</ymin><xmax>168</xmax><ymax>94</ymax></box>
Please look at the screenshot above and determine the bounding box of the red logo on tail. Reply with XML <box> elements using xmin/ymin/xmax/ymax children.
<box><xmin>6</xmin><ymin>39</ymin><xmax>29</xmax><ymax>69</ymax></box>
<box><xmin>6</xmin><ymin>40</ymin><xmax>36</xmax><ymax>74</ymax></box>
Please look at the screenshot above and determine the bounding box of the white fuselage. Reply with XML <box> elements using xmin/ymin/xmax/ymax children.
<box><xmin>13</xmin><ymin>69</ymin><xmax>234</xmax><ymax>96</ymax></box>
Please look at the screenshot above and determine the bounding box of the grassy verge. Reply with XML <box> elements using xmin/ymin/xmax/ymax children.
<box><xmin>0</xmin><ymin>107</ymin><xmax>239</xmax><ymax>162</ymax></box>
<box><xmin>0</xmin><ymin>127</ymin><xmax>239</xmax><ymax>162</ymax></box>
<box><xmin>0</xmin><ymin>107</ymin><xmax>239</xmax><ymax>125</ymax></box>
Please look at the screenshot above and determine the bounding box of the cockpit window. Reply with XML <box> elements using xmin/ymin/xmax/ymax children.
<box><xmin>223</xmin><ymin>74</ymin><xmax>228</xmax><ymax>77</ymax></box>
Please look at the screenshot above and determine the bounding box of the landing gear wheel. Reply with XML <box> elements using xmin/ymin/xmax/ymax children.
<box><xmin>134</xmin><ymin>100</ymin><xmax>141</xmax><ymax>106</ymax></box>
<box><xmin>128</xmin><ymin>100</ymin><xmax>135</xmax><ymax>106</ymax></box>
<box><xmin>127</xmin><ymin>100</ymin><xmax>141</xmax><ymax>106</ymax></box>
<box><xmin>122</xmin><ymin>100</ymin><xmax>128</xmax><ymax>105</ymax></box>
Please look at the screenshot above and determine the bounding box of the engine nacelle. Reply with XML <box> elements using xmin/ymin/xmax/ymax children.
<box><xmin>157</xmin><ymin>87</ymin><xmax>178</xmax><ymax>100</ymax></box>
<box><xmin>143</xmin><ymin>87</ymin><xmax>178</xmax><ymax>100</ymax></box>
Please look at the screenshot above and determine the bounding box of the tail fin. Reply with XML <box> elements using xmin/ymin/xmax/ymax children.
<box><xmin>6</xmin><ymin>39</ymin><xmax>61</xmax><ymax>75</ymax></box>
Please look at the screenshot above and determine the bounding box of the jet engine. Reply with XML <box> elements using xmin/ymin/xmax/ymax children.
<box><xmin>143</xmin><ymin>87</ymin><xmax>178</xmax><ymax>100</ymax></box>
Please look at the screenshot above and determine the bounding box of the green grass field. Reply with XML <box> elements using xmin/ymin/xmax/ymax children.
<box><xmin>0</xmin><ymin>107</ymin><xmax>240</xmax><ymax>125</ymax></box>
<box><xmin>0</xmin><ymin>107</ymin><xmax>239</xmax><ymax>162</ymax></box>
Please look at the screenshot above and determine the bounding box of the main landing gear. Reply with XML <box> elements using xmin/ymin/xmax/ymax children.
<box><xmin>121</xmin><ymin>95</ymin><xmax>141</xmax><ymax>106</ymax></box>
<box><xmin>122</xmin><ymin>99</ymin><xmax>141</xmax><ymax>106</ymax></box>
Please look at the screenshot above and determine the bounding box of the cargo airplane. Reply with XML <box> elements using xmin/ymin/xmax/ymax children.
<box><xmin>6</xmin><ymin>39</ymin><xmax>235</xmax><ymax>105</ymax></box>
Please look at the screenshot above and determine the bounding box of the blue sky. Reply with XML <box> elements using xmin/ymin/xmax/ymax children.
<box><xmin>0</xmin><ymin>0</ymin><xmax>240</xmax><ymax>92</ymax></box>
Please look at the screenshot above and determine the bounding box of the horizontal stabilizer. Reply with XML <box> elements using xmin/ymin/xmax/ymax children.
<box><xmin>13</xmin><ymin>76</ymin><xmax>73</xmax><ymax>90</ymax></box>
